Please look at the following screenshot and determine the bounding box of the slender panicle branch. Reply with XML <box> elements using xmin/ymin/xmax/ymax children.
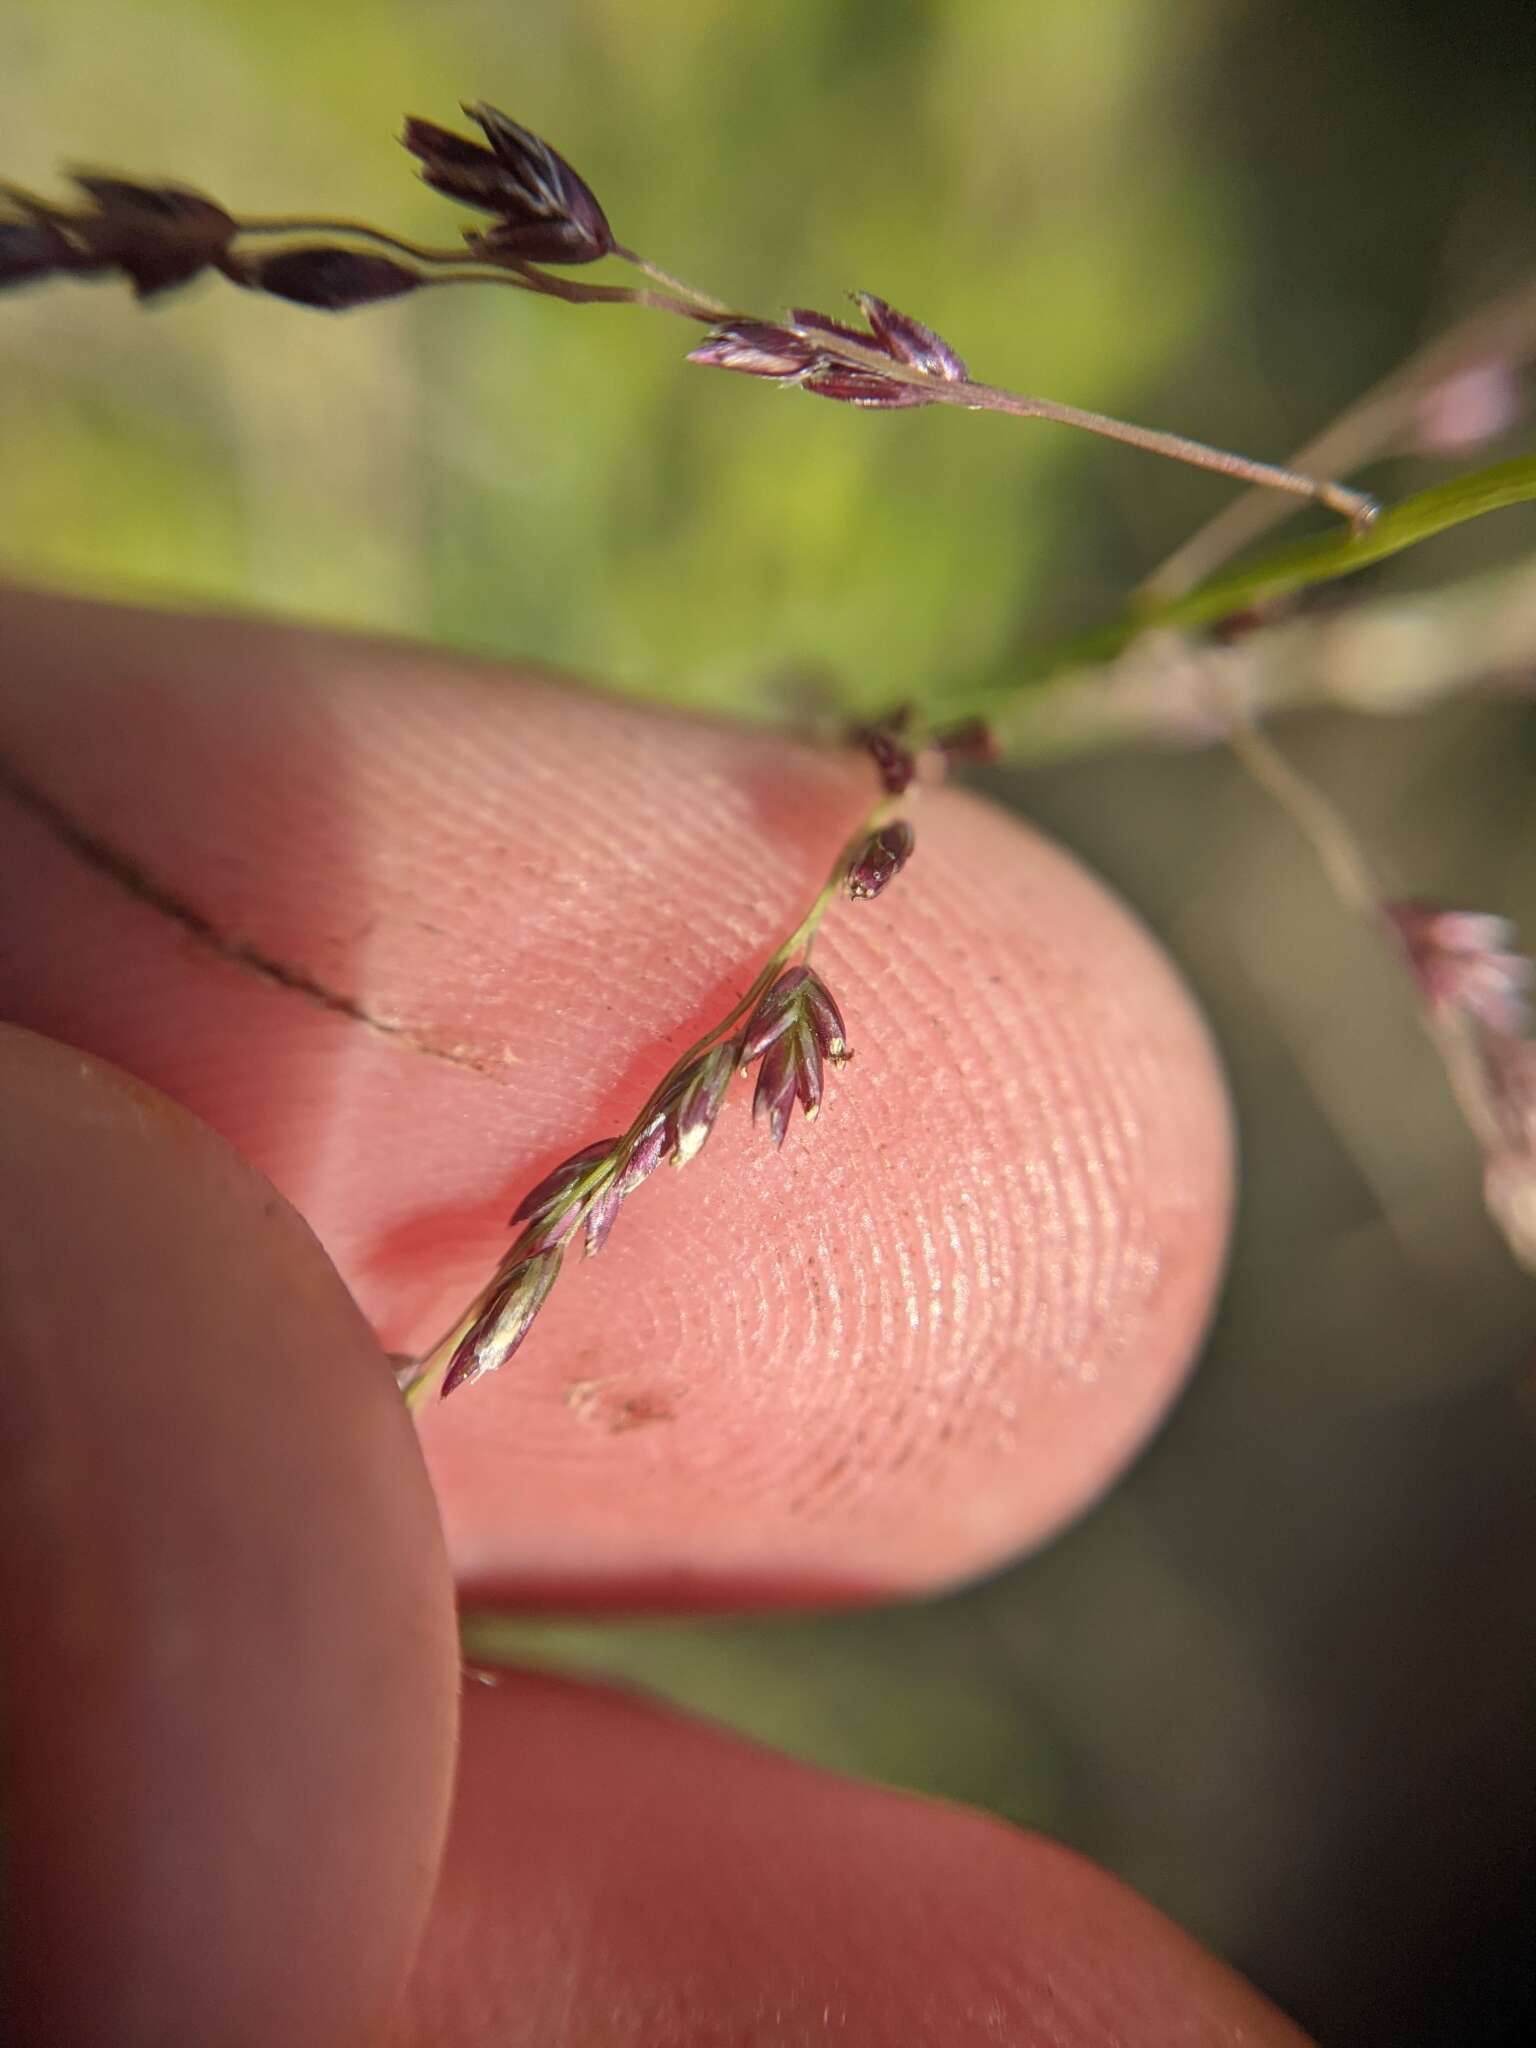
<box><xmin>1145</xmin><ymin>273</ymin><xmax>1536</xmax><ymax>600</ymax></box>
<box><xmin>610</xmin><ymin>241</ymin><xmax>733</xmax><ymax>317</ymax></box>
<box><xmin>399</xmin><ymin>786</ymin><xmax>905</xmax><ymax>1406</ymax></box>
<box><xmin>2</xmin><ymin>100</ymin><xmax>1377</xmax><ymax>529</ymax></box>
<box><xmin>1209</xmin><ymin>691</ymin><xmax>1536</xmax><ymax>1276</ymax></box>
<box><xmin>9</xmin><ymin>97</ymin><xmax>1532</xmax><ymax>1326</ymax></box>
<box><xmin>234</xmin><ymin>217</ymin><xmax>489</xmax><ymax>265</ymax></box>
<box><xmin>940</xmin><ymin>381</ymin><xmax>1375</xmax><ymax>526</ymax></box>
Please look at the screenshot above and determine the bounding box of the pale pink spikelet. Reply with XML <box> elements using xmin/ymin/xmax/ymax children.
<box><xmin>687</xmin><ymin>321</ymin><xmax>819</xmax><ymax>380</ymax></box>
<box><xmin>1383</xmin><ymin>901</ymin><xmax>1532</xmax><ymax>1037</ymax></box>
<box><xmin>852</xmin><ymin>291</ymin><xmax>968</xmax><ymax>381</ymax></box>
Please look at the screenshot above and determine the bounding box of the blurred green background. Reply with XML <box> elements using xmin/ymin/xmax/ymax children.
<box><xmin>5</xmin><ymin>2</ymin><xmax>1536</xmax><ymax>2038</ymax></box>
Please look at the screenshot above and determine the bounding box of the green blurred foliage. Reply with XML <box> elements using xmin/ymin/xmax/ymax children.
<box><xmin>463</xmin><ymin>1605</ymin><xmax>1066</xmax><ymax>1830</ymax></box>
<box><xmin>1</xmin><ymin>0</ymin><xmax>1228</xmax><ymax>720</ymax></box>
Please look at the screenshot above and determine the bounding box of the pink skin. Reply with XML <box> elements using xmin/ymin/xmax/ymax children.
<box><xmin>0</xmin><ymin>1024</ymin><xmax>460</xmax><ymax>2046</ymax></box>
<box><xmin>0</xmin><ymin>591</ymin><xmax>1285</xmax><ymax>2044</ymax></box>
<box><xmin>390</xmin><ymin>1674</ymin><xmax>1309</xmax><ymax>2048</ymax></box>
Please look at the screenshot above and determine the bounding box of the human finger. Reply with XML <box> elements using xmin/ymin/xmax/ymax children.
<box><xmin>0</xmin><ymin>588</ymin><xmax>1230</xmax><ymax>1605</ymax></box>
<box><xmin>387</xmin><ymin>1671</ymin><xmax>1308</xmax><ymax>2047</ymax></box>
<box><xmin>0</xmin><ymin>1026</ymin><xmax>460</xmax><ymax>2046</ymax></box>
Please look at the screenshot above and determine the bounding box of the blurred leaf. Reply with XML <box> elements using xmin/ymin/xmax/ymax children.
<box><xmin>947</xmin><ymin>454</ymin><xmax>1536</xmax><ymax>734</ymax></box>
<box><xmin>1158</xmin><ymin>456</ymin><xmax>1536</xmax><ymax>629</ymax></box>
<box><xmin>460</xmin><ymin>1609</ymin><xmax>1063</xmax><ymax>1823</ymax></box>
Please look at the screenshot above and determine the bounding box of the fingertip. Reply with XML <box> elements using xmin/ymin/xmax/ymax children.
<box><xmin>419</xmin><ymin>776</ymin><xmax>1231</xmax><ymax>1603</ymax></box>
<box><xmin>0</xmin><ymin>592</ymin><xmax>1231</xmax><ymax>1606</ymax></box>
<box><xmin>0</xmin><ymin>1026</ymin><xmax>460</xmax><ymax>2046</ymax></box>
<box><xmin>389</xmin><ymin>1672</ymin><xmax>1305</xmax><ymax>2047</ymax></box>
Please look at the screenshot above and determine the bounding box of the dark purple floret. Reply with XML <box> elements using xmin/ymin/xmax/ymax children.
<box><xmin>516</xmin><ymin>1204</ymin><xmax>587</xmax><ymax>1255</ymax></box>
<box><xmin>752</xmin><ymin>1032</ymin><xmax>800</xmax><ymax>1148</ymax></box>
<box><xmin>664</xmin><ymin>1042</ymin><xmax>737</xmax><ymax>1165</ymax></box>
<box><xmin>510</xmin><ymin>1139</ymin><xmax>620</xmax><ymax>1226</ymax></box>
<box><xmin>2</xmin><ymin>175</ymin><xmax>236</xmax><ymax>298</ymax></box>
<box><xmin>69</xmin><ymin>175</ymin><xmax>238</xmax><ymax>296</ymax></box>
<box><xmin>465</xmin><ymin>103</ymin><xmax>614</xmax><ymax>258</ymax></box>
<box><xmin>442</xmin><ymin>1248</ymin><xmax>563</xmax><ymax>1398</ymax></box>
<box><xmin>859</xmin><ymin>725</ymin><xmax>917</xmax><ymax>794</ymax></box>
<box><xmin>695</xmin><ymin>290</ymin><xmax>964</xmax><ymax>406</ymax></box>
<box><xmin>801</xmin><ymin>364</ymin><xmax>930</xmax><ymax>408</ymax></box>
<box><xmin>789</xmin><ymin>307</ymin><xmax>874</xmax><ymax>347</ymax></box>
<box><xmin>687</xmin><ymin>321</ymin><xmax>819</xmax><ymax>380</ymax></box>
<box><xmin>583</xmin><ymin>1182</ymin><xmax>623</xmax><ymax>1259</ymax></box>
<box><xmin>739</xmin><ymin>966</ymin><xmax>815</xmax><ymax>1065</ymax></box>
<box><xmin>402</xmin><ymin>105</ymin><xmax>614</xmax><ymax>265</ymax></box>
<box><xmin>799</xmin><ymin>970</ymin><xmax>849</xmax><ymax>1065</ymax></box>
<box><xmin>401</xmin><ymin>118</ymin><xmax>504</xmax><ymax>186</ymax></box>
<box><xmin>618</xmin><ymin>1114</ymin><xmax>669</xmax><ymax>1194</ymax></box>
<box><xmin>752</xmin><ymin>1020</ymin><xmax>823</xmax><ymax>1147</ymax></box>
<box><xmin>466</xmin><ymin>214</ymin><xmax>612</xmax><ymax>266</ymax></box>
<box><xmin>794</xmin><ymin>1022</ymin><xmax>825</xmax><ymax>1121</ymax></box>
<box><xmin>854</xmin><ymin>291</ymin><xmax>968</xmax><ymax>381</ymax></box>
<box><xmin>847</xmin><ymin>820</ymin><xmax>915</xmax><ymax>901</ymax></box>
<box><xmin>242</xmin><ymin>247</ymin><xmax>422</xmax><ymax>311</ymax></box>
<box><xmin>933</xmin><ymin>717</ymin><xmax>1000</xmax><ymax>764</ymax></box>
<box><xmin>0</xmin><ymin>219</ymin><xmax>73</xmax><ymax>287</ymax></box>
<box><xmin>741</xmin><ymin>964</ymin><xmax>850</xmax><ymax>1074</ymax></box>
<box><xmin>1209</xmin><ymin>605</ymin><xmax>1271</xmax><ymax>646</ymax></box>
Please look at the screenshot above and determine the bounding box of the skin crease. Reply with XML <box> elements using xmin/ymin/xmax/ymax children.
<box><xmin>0</xmin><ymin>591</ymin><xmax>1305</xmax><ymax>2044</ymax></box>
